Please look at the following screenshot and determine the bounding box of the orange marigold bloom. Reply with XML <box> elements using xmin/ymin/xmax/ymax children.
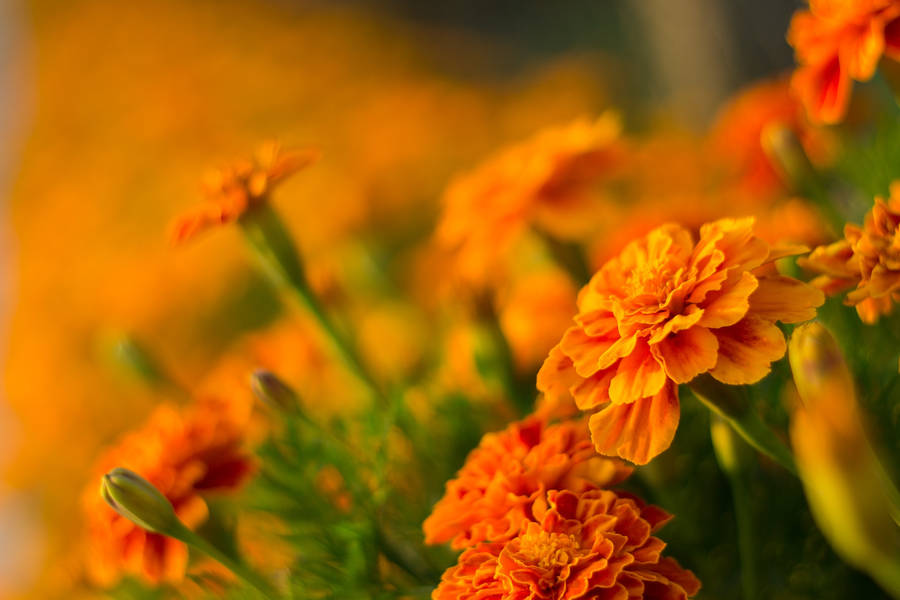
<box><xmin>799</xmin><ymin>182</ymin><xmax>900</xmax><ymax>322</ymax></box>
<box><xmin>499</xmin><ymin>269</ymin><xmax>579</xmax><ymax>371</ymax></box>
<box><xmin>787</xmin><ymin>0</ymin><xmax>900</xmax><ymax>124</ymax></box>
<box><xmin>435</xmin><ymin>114</ymin><xmax>622</xmax><ymax>286</ymax></box>
<box><xmin>424</xmin><ymin>418</ymin><xmax>632</xmax><ymax>550</ymax></box>
<box><xmin>171</xmin><ymin>142</ymin><xmax>319</xmax><ymax>242</ymax></box>
<box><xmin>82</xmin><ymin>396</ymin><xmax>254</xmax><ymax>586</ymax></box>
<box><xmin>433</xmin><ymin>488</ymin><xmax>700</xmax><ymax>600</ymax></box>
<box><xmin>538</xmin><ymin>218</ymin><xmax>824</xmax><ymax>465</ymax></box>
<box><xmin>709</xmin><ymin>75</ymin><xmax>833</xmax><ymax>196</ymax></box>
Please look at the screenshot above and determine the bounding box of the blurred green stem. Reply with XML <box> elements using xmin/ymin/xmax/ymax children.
<box><xmin>239</xmin><ymin>203</ymin><xmax>385</xmax><ymax>407</ymax></box>
<box><xmin>374</xmin><ymin>522</ymin><xmax>440</xmax><ymax>584</ymax></box>
<box><xmin>535</xmin><ymin>226</ymin><xmax>591</xmax><ymax>286</ymax></box>
<box><xmin>176</xmin><ymin>526</ymin><xmax>279</xmax><ymax>598</ymax></box>
<box><xmin>475</xmin><ymin>305</ymin><xmax>534</xmax><ymax>417</ymax></box>
<box><xmin>689</xmin><ymin>375</ymin><xmax>796</xmax><ymax>475</ymax></box>
<box><xmin>711</xmin><ymin>415</ymin><xmax>757</xmax><ymax>600</ymax></box>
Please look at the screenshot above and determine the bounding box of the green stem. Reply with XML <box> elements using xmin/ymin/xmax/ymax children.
<box><xmin>175</xmin><ymin>525</ymin><xmax>279</xmax><ymax>598</ymax></box>
<box><xmin>474</xmin><ymin>302</ymin><xmax>534</xmax><ymax>417</ymax></box>
<box><xmin>870</xmin><ymin>555</ymin><xmax>900</xmax><ymax>599</ymax></box>
<box><xmin>239</xmin><ymin>203</ymin><xmax>385</xmax><ymax>406</ymax></box>
<box><xmin>689</xmin><ymin>375</ymin><xmax>797</xmax><ymax>474</ymax></box>
<box><xmin>534</xmin><ymin>226</ymin><xmax>592</xmax><ymax>287</ymax></box>
<box><xmin>762</xmin><ymin>125</ymin><xmax>842</xmax><ymax>233</ymax></box>
<box><xmin>374</xmin><ymin>522</ymin><xmax>439</xmax><ymax>584</ymax></box>
<box><xmin>710</xmin><ymin>416</ymin><xmax>757</xmax><ymax>600</ymax></box>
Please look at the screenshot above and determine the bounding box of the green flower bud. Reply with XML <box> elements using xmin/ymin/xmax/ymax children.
<box><xmin>788</xmin><ymin>322</ymin><xmax>900</xmax><ymax>596</ymax></box>
<box><xmin>100</xmin><ymin>467</ymin><xmax>184</xmax><ymax>537</ymax></box>
<box><xmin>250</xmin><ymin>369</ymin><xmax>299</xmax><ymax>412</ymax></box>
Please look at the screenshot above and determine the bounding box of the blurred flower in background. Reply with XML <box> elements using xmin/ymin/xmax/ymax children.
<box><xmin>2</xmin><ymin>1</ymin><xmax>899</xmax><ymax>599</ymax></box>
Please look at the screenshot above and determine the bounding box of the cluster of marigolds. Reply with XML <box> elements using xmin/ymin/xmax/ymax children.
<box><xmin>24</xmin><ymin>0</ymin><xmax>900</xmax><ymax>598</ymax></box>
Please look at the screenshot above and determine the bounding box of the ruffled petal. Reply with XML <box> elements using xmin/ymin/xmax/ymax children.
<box><xmin>561</xmin><ymin>326</ymin><xmax>616</xmax><ymax>377</ymax></box>
<box><xmin>651</xmin><ymin>326</ymin><xmax>719</xmax><ymax>384</ymax></box>
<box><xmin>537</xmin><ymin>346</ymin><xmax>581</xmax><ymax>405</ymax></box>
<box><xmin>792</xmin><ymin>55</ymin><xmax>851</xmax><ymax>125</ymax></box>
<box><xmin>697</xmin><ymin>271</ymin><xmax>758</xmax><ymax>328</ymax></box>
<box><xmin>709</xmin><ymin>315</ymin><xmax>787</xmax><ymax>385</ymax></box>
<box><xmin>749</xmin><ymin>275</ymin><xmax>824</xmax><ymax>323</ymax></box>
<box><xmin>608</xmin><ymin>342</ymin><xmax>667</xmax><ymax>404</ymax></box>
<box><xmin>588</xmin><ymin>383</ymin><xmax>679</xmax><ymax>465</ymax></box>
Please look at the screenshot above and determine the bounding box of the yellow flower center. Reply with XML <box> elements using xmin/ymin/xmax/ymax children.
<box><xmin>515</xmin><ymin>531</ymin><xmax>584</xmax><ymax>570</ymax></box>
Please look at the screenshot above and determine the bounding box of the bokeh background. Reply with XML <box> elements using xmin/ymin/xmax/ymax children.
<box><xmin>0</xmin><ymin>0</ymin><xmax>805</xmax><ymax>597</ymax></box>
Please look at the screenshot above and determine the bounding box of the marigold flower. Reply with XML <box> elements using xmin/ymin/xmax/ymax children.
<box><xmin>82</xmin><ymin>396</ymin><xmax>254</xmax><ymax>586</ymax></box>
<box><xmin>433</xmin><ymin>488</ymin><xmax>700</xmax><ymax>600</ymax></box>
<box><xmin>423</xmin><ymin>418</ymin><xmax>632</xmax><ymax>550</ymax></box>
<box><xmin>787</xmin><ymin>0</ymin><xmax>900</xmax><ymax>124</ymax></box>
<box><xmin>498</xmin><ymin>269</ymin><xmax>579</xmax><ymax>371</ymax></box>
<box><xmin>171</xmin><ymin>142</ymin><xmax>319</xmax><ymax>242</ymax></box>
<box><xmin>709</xmin><ymin>75</ymin><xmax>833</xmax><ymax>195</ymax></box>
<box><xmin>435</xmin><ymin>114</ymin><xmax>622</xmax><ymax>286</ymax></box>
<box><xmin>538</xmin><ymin>218</ymin><xmax>824</xmax><ymax>465</ymax></box>
<box><xmin>800</xmin><ymin>182</ymin><xmax>900</xmax><ymax>322</ymax></box>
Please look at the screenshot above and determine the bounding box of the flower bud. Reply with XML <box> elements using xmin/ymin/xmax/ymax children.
<box><xmin>100</xmin><ymin>468</ymin><xmax>184</xmax><ymax>537</ymax></box>
<box><xmin>250</xmin><ymin>369</ymin><xmax>299</xmax><ymax>412</ymax></box>
<box><xmin>788</xmin><ymin>322</ymin><xmax>900</xmax><ymax>594</ymax></box>
<box><xmin>710</xmin><ymin>415</ymin><xmax>747</xmax><ymax>476</ymax></box>
<box><xmin>97</xmin><ymin>331</ymin><xmax>172</xmax><ymax>389</ymax></box>
<box><xmin>788</xmin><ymin>322</ymin><xmax>855</xmax><ymax>409</ymax></box>
<box><xmin>760</xmin><ymin>122</ymin><xmax>813</xmax><ymax>189</ymax></box>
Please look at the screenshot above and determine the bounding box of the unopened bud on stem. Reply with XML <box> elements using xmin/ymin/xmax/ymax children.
<box><xmin>788</xmin><ymin>322</ymin><xmax>900</xmax><ymax>597</ymax></box>
<box><xmin>100</xmin><ymin>468</ymin><xmax>186</xmax><ymax>538</ymax></box>
<box><xmin>250</xmin><ymin>369</ymin><xmax>299</xmax><ymax>413</ymax></box>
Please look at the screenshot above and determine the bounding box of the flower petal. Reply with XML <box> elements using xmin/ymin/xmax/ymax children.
<box><xmin>597</xmin><ymin>334</ymin><xmax>638</xmax><ymax>371</ymax></box>
<box><xmin>697</xmin><ymin>271</ymin><xmax>759</xmax><ymax>328</ymax></box>
<box><xmin>572</xmin><ymin>370</ymin><xmax>616</xmax><ymax>410</ymax></box>
<box><xmin>709</xmin><ymin>315</ymin><xmax>786</xmax><ymax>385</ymax></box>
<box><xmin>651</xmin><ymin>326</ymin><xmax>719</xmax><ymax>384</ymax></box>
<box><xmin>608</xmin><ymin>341</ymin><xmax>667</xmax><ymax>404</ymax></box>
<box><xmin>537</xmin><ymin>345</ymin><xmax>581</xmax><ymax>404</ymax></box>
<box><xmin>588</xmin><ymin>383</ymin><xmax>679</xmax><ymax>465</ymax></box>
<box><xmin>561</xmin><ymin>326</ymin><xmax>616</xmax><ymax>377</ymax></box>
<box><xmin>749</xmin><ymin>275</ymin><xmax>824</xmax><ymax>323</ymax></box>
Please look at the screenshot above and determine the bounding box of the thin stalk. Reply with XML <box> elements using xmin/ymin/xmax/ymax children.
<box><xmin>239</xmin><ymin>203</ymin><xmax>385</xmax><ymax>406</ymax></box>
<box><xmin>374</xmin><ymin>522</ymin><xmax>439</xmax><ymax>584</ymax></box>
<box><xmin>689</xmin><ymin>375</ymin><xmax>797</xmax><ymax>475</ymax></box>
<box><xmin>475</xmin><ymin>303</ymin><xmax>534</xmax><ymax>417</ymax></box>
<box><xmin>175</xmin><ymin>525</ymin><xmax>279</xmax><ymax>599</ymax></box>
<box><xmin>710</xmin><ymin>415</ymin><xmax>757</xmax><ymax>600</ymax></box>
<box><xmin>534</xmin><ymin>226</ymin><xmax>592</xmax><ymax>287</ymax></box>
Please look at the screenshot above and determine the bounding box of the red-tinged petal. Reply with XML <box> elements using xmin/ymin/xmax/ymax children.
<box><xmin>597</xmin><ymin>334</ymin><xmax>638</xmax><ymax>371</ymax></box>
<box><xmin>608</xmin><ymin>343</ymin><xmax>667</xmax><ymax>404</ymax></box>
<box><xmin>572</xmin><ymin>370</ymin><xmax>615</xmax><ymax>411</ymax></box>
<box><xmin>537</xmin><ymin>345</ymin><xmax>581</xmax><ymax>403</ymax></box>
<box><xmin>699</xmin><ymin>217</ymin><xmax>769</xmax><ymax>272</ymax></box>
<box><xmin>588</xmin><ymin>383</ymin><xmax>679</xmax><ymax>465</ymax></box>
<box><xmin>697</xmin><ymin>271</ymin><xmax>759</xmax><ymax>328</ymax></box>
<box><xmin>648</xmin><ymin>306</ymin><xmax>704</xmax><ymax>344</ymax></box>
<box><xmin>749</xmin><ymin>275</ymin><xmax>824</xmax><ymax>323</ymax></box>
<box><xmin>841</xmin><ymin>12</ymin><xmax>885</xmax><ymax>80</ymax></box>
<box><xmin>885</xmin><ymin>15</ymin><xmax>900</xmax><ymax>59</ymax></box>
<box><xmin>793</xmin><ymin>56</ymin><xmax>851</xmax><ymax>125</ymax></box>
<box><xmin>651</xmin><ymin>326</ymin><xmax>719</xmax><ymax>384</ymax></box>
<box><xmin>561</xmin><ymin>326</ymin><xmax>616</xmax><ymax>377</ymax></box>
<box><xmin>709</xmin><ymin>315</ymin><xmax>787</xmax><ymax>385</ymax></box>
<box><xmin>854</xmin><ymin>295</ymin><xmax>894</xmax><ymax>323</ymax></box>
<box><xmin>644</xmin><ymin>557</ymin><xmax>702</xmax><ymax>597</ymax></box>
